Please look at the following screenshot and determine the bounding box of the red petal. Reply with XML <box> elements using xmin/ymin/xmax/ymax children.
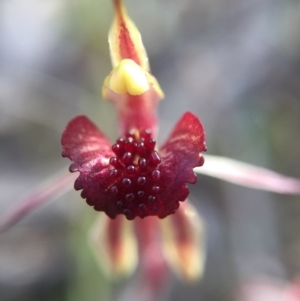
<box><xmin>61</xmin><ymin>116</ymin><xmax>120</xmax><ymax>217</ymax></box>
<box><xmin>156</xmin><ymin>112</ymin><xmax>206</xmax><ymax>218</ymax></box>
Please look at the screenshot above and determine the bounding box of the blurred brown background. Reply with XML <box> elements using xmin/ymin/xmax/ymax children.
<box><xmin>1</xmin><ymin>0</ymin><xmax>300</xmax><ymax>300</ymax></box>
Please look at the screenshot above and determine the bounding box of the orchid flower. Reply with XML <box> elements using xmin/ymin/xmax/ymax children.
<box><xmin>61</xmin><ymin>0</ymin><xmax>206</xmax><ymax>220</ymax></box>
<box><xmin>60</xmin><ymin>0</ymin><xmax>206</xmax><ymax>288</ymax></box>
<box><xmin>2</xmin><ymin>0</ymin><xmax>300</xmax><ymax>300</ymax></box>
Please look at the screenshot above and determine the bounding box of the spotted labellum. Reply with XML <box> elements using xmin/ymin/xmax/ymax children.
<box><xmin>61</xmin><ymin>0</ymin><xmax>206</xmax><ymax>220</ymax></box>
<box><xmin>62</xmin><ymin>112</ymin><xmax>205</xmax><ymax>219</ymax></box>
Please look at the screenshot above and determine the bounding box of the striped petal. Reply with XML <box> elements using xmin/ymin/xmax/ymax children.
<box><xmin>89</xmin><ymin>214</ymin><xmax>138</xmax><ymax>278</ymax></box>
<box><xmin>160</xmin><ymin>201</ymin><xmax>206</xmax><ymax>282</ymax></box>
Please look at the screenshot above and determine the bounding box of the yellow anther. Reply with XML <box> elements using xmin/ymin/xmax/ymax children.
<box><xmin>102</xmin><ymin>59</ymin><xmax>164</xmax><ymax>100</ymax></box>
<box><xmin>110</xmin><ymin>59</ymin><xmax>150</xmax><ymax>95</ymax></box>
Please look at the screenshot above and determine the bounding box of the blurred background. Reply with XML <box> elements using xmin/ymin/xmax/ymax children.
<box><xmin>1</xmin><ymin>0</ymin><xmax>300</xmax><ymax>300</ymax></box>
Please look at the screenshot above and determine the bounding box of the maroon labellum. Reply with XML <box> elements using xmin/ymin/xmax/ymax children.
<box><xmin>61</xmin><ymin>112</ymin><xmax>206</xmax><ymax>219</ymax></box>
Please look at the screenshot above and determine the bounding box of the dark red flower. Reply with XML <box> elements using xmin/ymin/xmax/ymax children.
<box><xmin>62</xmin><ymin>112</ymin><xmax>206</xmax><ymax>219</ymax></box>
<box><xmin>61</xmin><ymin>0</ymin><xmax>206</xmax><ymax>220</ymax></box>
